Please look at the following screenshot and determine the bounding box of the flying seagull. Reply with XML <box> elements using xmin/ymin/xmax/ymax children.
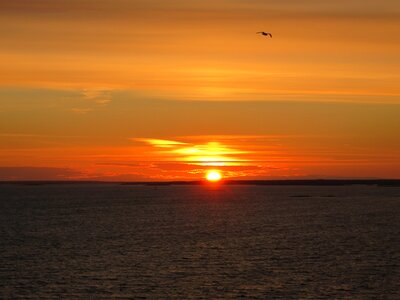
<box><xmin>257</xmin><ymin>32</ymin><xmax>272</xmax><ymax>38</ymax></box>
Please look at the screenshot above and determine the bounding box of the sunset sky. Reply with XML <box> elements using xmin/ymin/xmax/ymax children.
<box><xmin>1</xmin><ymin>0</ymin><xmax>399</xmax><ymax>180</ymax></box>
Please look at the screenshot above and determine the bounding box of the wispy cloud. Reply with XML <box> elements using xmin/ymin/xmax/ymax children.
<box><xmin>0</xmin><ymin>167</ymin><xmax>82</xmax><ymax>180</ymax></box>
<box><xmin>136</xmin><ymin>137</ymin><xmax>251</xmax><ymax>167</ymax></box>
<box><xmin>71</xmin><ymin>107</ymin><xmax>93</xmax><ymax>114</ymax></box>
<box><xmin>82</xmin><ymin>88</ymin><xmax>113</xmax><ymax>105</ymax></box>
<box><xmin>68</xmin><ymin>88</ymin><xmax>113</xmax><ymax>115</ymax></box>
<box><xmin>134</xmin><ymin>138</ymin><xmax>187</xmax><ymax>148</ymax></box>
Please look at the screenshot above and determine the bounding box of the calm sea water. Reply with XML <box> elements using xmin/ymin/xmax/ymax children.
<box><xmin>0</xmin><ymin>184</ymin><xmax>399</xmax><ymax>299</ymax></box>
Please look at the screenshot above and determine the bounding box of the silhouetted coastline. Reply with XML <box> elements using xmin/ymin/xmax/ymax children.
<box><xmin>1</xmin><ymin>179</ymin><xmax>400</xmax><ymax>187</ymax></box>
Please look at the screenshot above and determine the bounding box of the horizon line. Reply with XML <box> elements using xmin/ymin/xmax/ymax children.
<box><xmin>1</xmin><ymin>179</ymin><xmax>400</xmax><ymax>186</ymax></box>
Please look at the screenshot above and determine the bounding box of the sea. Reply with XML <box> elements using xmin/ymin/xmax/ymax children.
<box><xmin>0</xmin><ymin>183</ymin><xmax>399</xmax><ymax>299</ymax></box>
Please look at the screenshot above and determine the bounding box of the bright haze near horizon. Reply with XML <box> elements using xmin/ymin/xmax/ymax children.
<box><xmin>0</xmin><ymin>0</ymin><xmax>400</xmax><ymax>181</ymax></box>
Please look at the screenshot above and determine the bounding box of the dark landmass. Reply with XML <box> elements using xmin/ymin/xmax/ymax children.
<box><xmin>1</xmin><ymin>179</ymin><xmax>400</xmax><ymax>186</ymax></box>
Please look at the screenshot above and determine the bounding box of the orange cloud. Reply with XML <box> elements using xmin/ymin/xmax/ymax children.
<box><xmin>137</xmin><ymin>138</ymin><xmax>250</xmax><ymax>167</ymax></box>
<box><xmin>135</xmin><ymin>138</ymin><xmax>187</xmax><ymax>148</ymax></box>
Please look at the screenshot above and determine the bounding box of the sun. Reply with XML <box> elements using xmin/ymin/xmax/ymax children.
<box><xmin>206</xmin><ymin>170</ymin><xmax>222</xmax><ymax>182</ymax></box>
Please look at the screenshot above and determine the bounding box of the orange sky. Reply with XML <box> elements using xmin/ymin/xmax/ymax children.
<box><xmin>0</xmin><ymin>0</ymin><xmax>399</xmax><ymax>180</ymax></box>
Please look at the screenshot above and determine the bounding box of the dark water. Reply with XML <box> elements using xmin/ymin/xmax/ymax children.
<box><xmin>0</xmin><ymin>184</ymin><xmax>399</xmax><ymax>299</ymax></box>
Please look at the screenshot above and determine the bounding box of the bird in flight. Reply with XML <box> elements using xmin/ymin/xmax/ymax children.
<box><xmin>257</xmin><ymin>32</ymin><xmax>272</xmax><ymax>38</ymax></box>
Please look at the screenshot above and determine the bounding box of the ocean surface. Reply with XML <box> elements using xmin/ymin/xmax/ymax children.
<box><xmin>0</xmin><ymin>184</ymin><xmax>399</xmax><ymax>299</ymax></box>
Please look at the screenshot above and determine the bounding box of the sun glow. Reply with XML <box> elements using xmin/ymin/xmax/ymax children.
<box><xmin>206</xmin><ymin>170</ymin><xmax>222</xmax><ymax>182</ymax></box>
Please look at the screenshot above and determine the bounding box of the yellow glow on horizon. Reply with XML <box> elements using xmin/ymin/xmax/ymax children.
<box><xmin>172</xmin><ymin>142</ymin><xmax>249</xmax><ymax>166</ymax></box>
<box><xmin>138</xmin><ymin>139</ymin><xmax>251</xmax><ymax>167</ymax></box>
<box><xmin>135</xmin><ymin>138</ymin><xmax>187</xmax><ymax>148</ymax></box>
<box><xmin>206</xmin><ymin>170</ymin><xmax>222</xmax><ymax>182</ymax></box>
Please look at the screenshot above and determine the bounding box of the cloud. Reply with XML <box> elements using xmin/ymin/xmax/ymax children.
<box><xmin>151</xmin><ymin>162</ymin><xmax>262</xmax><ymax>172</ymax></box>
<box><xmin>96</xmin><ymin>162</ymin><xmax>142</xmax><ymax>167</ymax></box>
<box><xmin>0</xmin><ymin>167</ymin><xmax>82</xmax><ymax>180</ymax></box>
<box><xmin>134</xmin><ymin>138</ymin><xmax>187</xmax><ymax>148</ymax></box>
<box><xmin>85</xmin><ymin>173</ymin><xmax>150</xmax><ymax>182</ymax></box>
<box><xmin>82</xmin><ymin>88</ymin><xmax>113</xmax><ymax>105</ymax></box>
<box><xmin>68</xmin><ymin>88</ymin><xmax>113</xmax><ymax>114</ymax></box>
<box><xmin>71</xmin><ymin>107</ymin><xmax>93</xmax><ymax>114</ymax></box>
<box><xmin>137</xmin><ymin>137</ymin><xmax>251</xmax><ymax>166</ymax></box>
<box><xmin>130</xmin><ymin>135</ymin><xmax>340</xmax><ymax>179</ymax></box>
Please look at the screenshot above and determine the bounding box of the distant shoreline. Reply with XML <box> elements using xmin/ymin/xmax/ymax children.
<box><xmin>1</xmin><ymin>179</ymin><xmax>400</xmax><ymax>187</ymax></box>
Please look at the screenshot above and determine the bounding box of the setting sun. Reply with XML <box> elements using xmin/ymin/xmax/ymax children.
<box><xmin>206</xmin><ymin>170</ymin><xmax>222</xmax><ymax>182</ymax></box>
